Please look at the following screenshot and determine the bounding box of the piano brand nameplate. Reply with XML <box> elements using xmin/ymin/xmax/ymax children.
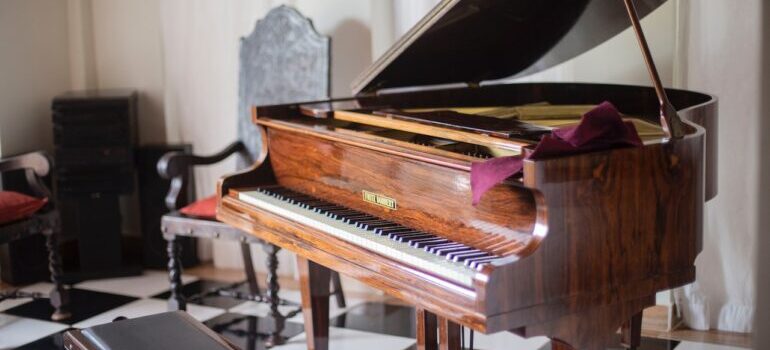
<box><xmin>363</xmin><ymin>190</ymin><xmax>397</xmax><ymax>210</ymax></box>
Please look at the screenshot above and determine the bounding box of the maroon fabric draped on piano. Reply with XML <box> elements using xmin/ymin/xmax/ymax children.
<box><xmin>471</xmin><ymin>102</ymin><xmax>644</xmax><ymax>205</ymax></box>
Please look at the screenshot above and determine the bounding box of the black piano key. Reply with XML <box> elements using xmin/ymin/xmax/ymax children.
<box><xmin>386</xmin><ymin>230</ymin><xmax>420</xmax><ymax>239</ymax></box>
<box><xmin>312</xmin><ymin>205</ymin><xmax>344</xmax><ymax>213</ymax></box>
<box><xmin>388</xmin><ymin>230</ymin><xmax>422</xmax><ymax>237</ymax></box>
<box><xmin>434</xmin><ymin>246</ymin><xmax>474</xmax><ymax>257</ymax></box>
<box><xmin>313</xmin><ymin>207</ymin><xmax>344</xmax><ymax>215</ymax></box>
<box><xmin>393</xmin><ymin>233</ymin><xmax>431</xmax><ymax>243</ymax></box>
<box><xmin>306</xmin><ymin>200</ymin><xmax>337</xmax><ymax>208</ymax></box>
<box><xmin>427</xmin><ymin>243</ymin><xmax>464</xmax><ymax>254</ymax></box>
<box><xmin>401</xmin><ymin>235</ymin><xmax>437</xmax><ymax>244</ymax></box>
<box><xmin>342</xmin><ymin>215</ymin><xmax>376</xmax><ymax>224</ymax></box>
<box><xmin>353</xmin><ymin>218</ymin><xmax>382</xmax><ymax>226</ymax></box>
<box><xmin>446</xmin><ymin>249</ymin><xmax>485</xmax><ymax>261</ymax></box>
<box><xmin>413</xmin><ymin>239</ymin><xmax>450</xmax><ymax>249</ymax></box>
<box><xmin>467</xmin><ymin>256</ymin><xmax>498</xmax><ymax>269</ymax></box>
<box><xmin>324</xmin><ymin>209</ymin><xmax>360</xmax><ymax>219</ymax></box>
<box><xmin>357</xmin><ymin>221</ymin><xmax>395</xmax><ymax>230</ymax></box>
<box><xmin>452</xmin><ymin>252</ymin><xmax>491</xmax><ymax>263</ymax></box>
<box><xmin>374</xmin><ymin>227</ymin><xmax>413</xmax><ymax>235</ymax></box>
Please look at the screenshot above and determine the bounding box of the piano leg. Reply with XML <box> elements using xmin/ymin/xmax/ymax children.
<box><xmin>551</xmin><ymin>340</ymin><xmax>578</xmax><ymax>350</ymax></box>
<box><xmin>620</xmin><ymin>311</ymin><xmax>643</xmax><ymax>349</ymax></box>
<box><xmin>438</xmin><ymin>316</ymin><xmax>461</xmax><ymax>350</ymax></box>
<box><xmin>416</xmin><ymin>308</ymin><xmax>438</xmax><ymax>350</ymax></box>
<box><xmin>297</xmin><ymin>256</ymin><xmax>331</xmax><ymax>350</ymax></box>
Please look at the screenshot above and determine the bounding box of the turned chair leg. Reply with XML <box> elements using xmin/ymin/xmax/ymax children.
<box><xmin>330</xmin><ymin>271</ymin><xmax>346</xmax><ymax>308</ymax></box>
<box><xmin>43</xmin><ymin>226</ymin><xmax>70</xmax><ymax>321</ymax></box>
<box><xmin>621</xmin><ymin>310</ymin><xmax>644</xmax><ymax>350</ymax></box>
<box><xmin>263</xmin><ymin>243</ymin><xmax>285</xmax><ymax>347</ymax></box>
<box><xmin>165</xmin><ymin>234</ymin><xmax>186</xmax><ymax>311</ymax></box>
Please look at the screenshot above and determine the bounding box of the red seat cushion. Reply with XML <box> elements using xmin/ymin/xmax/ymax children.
<box><xmin>0</xmin><ymin>191</ymin><xmax>48</xmax><ymax>225</ymax></box>
<box><xmin>179</xmin><ymin>195</ymin><xmax>218</xmax><ymax>220</ymax></box>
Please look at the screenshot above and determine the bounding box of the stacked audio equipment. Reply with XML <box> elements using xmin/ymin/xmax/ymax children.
<box><xmin>52</xmin><ymin>89</ymin><xmax>140</xmax><ymax>279</ymax></box>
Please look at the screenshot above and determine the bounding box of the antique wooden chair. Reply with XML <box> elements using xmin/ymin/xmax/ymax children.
<box><xmin>158</xmin><ymin>6</ymin><xmax>344</xmax><ymax>346</ymax></box>
<box><xmin>0</xmin><ymin>151</ymin><xmax>69</xmax><ymax>321</ymax></box>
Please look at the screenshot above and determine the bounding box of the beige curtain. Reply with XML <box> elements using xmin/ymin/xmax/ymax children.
<box><xmin>672</xmin><ymin>0</ymin><xmax>760</xmax><ymax>333</ymax></box>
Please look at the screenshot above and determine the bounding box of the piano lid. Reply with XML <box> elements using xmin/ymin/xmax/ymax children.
<box><xmin>352</xmin><ymin>0</ymin><xmax>667</xmax><ymax>95</ymax></box>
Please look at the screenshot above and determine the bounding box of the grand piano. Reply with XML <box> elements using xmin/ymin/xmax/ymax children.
<box><xmin>216</xmin><ymin>1</ymin><xmax>717</xmax><ymax>349</ymax></box>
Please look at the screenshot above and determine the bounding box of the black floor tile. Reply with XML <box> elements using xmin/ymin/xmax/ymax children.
<box><xmin>3</xmin><ymin>289</ymin><xmax>137</xmax><ymax>325</ymax></box>
<box><xmin>204</xmin><ymin>312</ymin><xmax>305</xmax><ymax>350</ymax></box>
<box><xmin>152</xmin><ymin>280</ymin><xmax>252</xmax><ymax>309</ymax></box>
<box><xmin>608</xmin><ymin>337</ymin><xmax>680</xmax><ymax>350</ymax></box>
<box><xmin>14</xmin><ymin>330</ymin><xmax>69</xmax><ymax>350</ymax></box>
<box><xmin>330</xmin><ymin>302</ymin><xmax>416</xmax><ymax>338</ymax></box>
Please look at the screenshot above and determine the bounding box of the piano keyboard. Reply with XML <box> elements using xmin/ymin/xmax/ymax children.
<box><xmin>238</xmin><ymin>186</ymin><xmax>501</xmax><ymax>287</ymax></box>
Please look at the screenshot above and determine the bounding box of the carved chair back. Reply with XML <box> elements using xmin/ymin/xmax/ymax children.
<box><xmin>237</xmin><ymin>5</ymin><xmax>330</xmax><ymax>167</ymax></box>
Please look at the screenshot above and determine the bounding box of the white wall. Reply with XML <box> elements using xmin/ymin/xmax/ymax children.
<box><xmin>756</xmin><ymin>0</ymin><xmax>770</xmax><ymax>342</ymax></box>
<box><xmin>89</xmin><ymin>0</ymin><xmax>166</xmax><ymax>144</ymax></box>
<box><xmin>0</xmin><ymin>0</ymin><xmax>72</xmax><ymax>157</ymax></box>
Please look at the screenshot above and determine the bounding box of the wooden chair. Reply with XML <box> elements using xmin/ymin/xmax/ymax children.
<box><xmin>0</xmin><ymin>151</ymin><xmax>69</xmax><ymax>321</ymax></box>
<box><xmin>158</xmin><ymin>6</ymin><xmax>345</xmax><ymax>347</ymax></box>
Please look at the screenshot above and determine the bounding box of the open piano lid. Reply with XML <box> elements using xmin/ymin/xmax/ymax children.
<box><xmin>352</xmin><ymin>0</ymin><xmax>667</xmax><ymax>95</ymax></box>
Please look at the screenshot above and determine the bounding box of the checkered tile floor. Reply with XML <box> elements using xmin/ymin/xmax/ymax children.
<box><xmin>0</xmin><ymin>271</ymin><xmax>748</xmax><ymax>350</ymax></box>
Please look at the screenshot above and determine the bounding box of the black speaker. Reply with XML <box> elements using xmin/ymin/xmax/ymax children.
<box><xmin>135</xmin><ymin>145</ymin><xmax>199</xmax><ymax>268</ymax></box>
<box><xmin>52</xmin><ymin>89</ymin><xmax>137</xmax><ymax>197</ymax></box>
<box><xmin>51</xmin><ymin>90</ymin><xmax>141</xmax><ymax>280</ymax></box>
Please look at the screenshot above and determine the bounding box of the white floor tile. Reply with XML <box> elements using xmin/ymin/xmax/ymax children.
<box><xmin>228</xmin><ymin>301</ymin><xmax>301</xmax><ymax>319</ymax></box>
<box><xmin>0</xmin><ymin>298</ymin><xmax>32</xmax><ymax>313</ymax></box>
<box><xmin>463</xmin><ymin>329</ymin><xmax>550</xmax><ymax>350</ymax></box>
<box><xmin>273</xmin><ymin>327</ymin><xmax>415</xmax><ymax>350</ymax></box>
<box><xmin>0</xmin><ymin>313</ymin><xmax>68</xmax><ymax>349</ymax></box>
<box><xmin>675</xmin><ymin>341</ymin><xmax>750</xmax><ymax>350</ymax></box>
<box><xmin>73</xmin><ymin>271</ymin><xmax>198</xmax><ymax>298</ymax></box>
<box><xmin>0</xmin><ymin>282</ymin><xmax>57</xmax><ymax>313</ymax></box>
<box><xmin>73</xmin><ymin>298</ymin><xmax>224</xmax><ymax>329</ymax></box>
<box><xmin>229</xmin><ymin>289</ymin><xmax>365</xmax><ymax>323</ymax></box>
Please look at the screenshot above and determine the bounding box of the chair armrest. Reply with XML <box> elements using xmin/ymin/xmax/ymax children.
<box><xmin>157</xmin><ymin>141</ymin><xmax>246</xmax><ymax>211</ymax></box>
<box><xmin>0</xmin><ymin>151</ymin><xmax>53</xmax><ymax>199</ymax></box>
<box><xmin>0</xmin><ymin>151</ymin><xmax>51</xmax><ymax>177</ymax></box>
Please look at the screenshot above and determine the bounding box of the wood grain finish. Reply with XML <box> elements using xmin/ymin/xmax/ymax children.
<box><xmin>438</xmin><ymin>317</ymin><xmax>461</xmax><ymax>350</ymax></box>
<box><xmin>334</xmin><ymin>110</ymin><xmax>532</xmax><ymax>152</ymax></box>
<box><xmin>297</xmin><ymin>256</ymin><xmax>331</xmax><ymax>350</ymax></box>
<box><xmin>416</xmin><ymin>308</ymin><xmax>438</xmax><ymax>350</ymax></box>
<box><xmin>219</xmin><ymin>82</ymin><xmax>717</xmax><ymax>350</ymax></box>
<box><xmin>266</xmin><ymin>127</ymin><xmax>538</xmax><ymax>257</ymax></box>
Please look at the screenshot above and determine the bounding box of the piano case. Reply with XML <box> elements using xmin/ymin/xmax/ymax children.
<box><xmin>216</xmin><ymin>1</ymin><xmax>718</xmax><ymax>349</ymax></box>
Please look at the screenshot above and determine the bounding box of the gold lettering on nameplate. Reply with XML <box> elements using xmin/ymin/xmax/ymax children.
<box><xmin>362</xmin><ymin>190</ymin><xmax>397</xmax><ymax>210</ymax></box>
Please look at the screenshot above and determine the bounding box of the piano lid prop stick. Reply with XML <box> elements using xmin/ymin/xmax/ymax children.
<box><xmin>623</xmin><ymin>0</ymin><xmax>685</xmax><ymax>139</ymax></box>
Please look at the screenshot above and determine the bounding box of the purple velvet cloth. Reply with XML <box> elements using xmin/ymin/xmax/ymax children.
<box><xmin>470</xmin><ymin>102</ymin><xmax>643</xmax><ymax>205</ymax></box>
